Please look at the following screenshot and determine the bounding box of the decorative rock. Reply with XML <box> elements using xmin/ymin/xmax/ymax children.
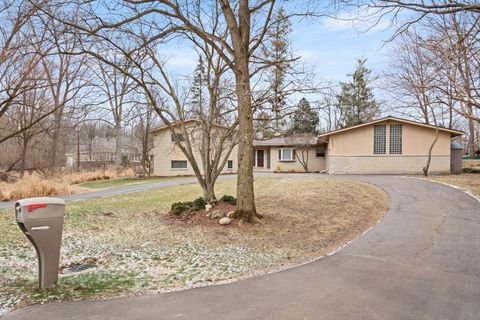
<box><xmin>210</xmin><ymin>210</ymin><xmax>224</xmax><ymax>219</ymax></box>
<box><xmin>219</xmin><ymin>217</ymin><xmax>231</xmax><ymax>225</ymax></box>
<box><xmin>227</xmin><ymin>211</ymin><xmax>235</xmax><ymax>218</ymax></box>
<box><xmin>205</xmin><ymin>204</ymin><xmax>212</xmax><ymax>212</ymax></box>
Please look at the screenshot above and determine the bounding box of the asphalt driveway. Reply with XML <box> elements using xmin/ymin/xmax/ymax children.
<box><xmin>2</xmin><ymin>175</ymin><xmax>480</xmax><ymax>319</ymax></box>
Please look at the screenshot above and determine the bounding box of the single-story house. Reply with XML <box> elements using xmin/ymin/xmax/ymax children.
<box><xmin>319</xmin><ymin>116</ymin><xmax>463</xmax><ymax>174</ymax></box>
<box><xmin>150</xmin><ymin>117</ymin><xmax>463</xmax><ymax>176</ymax></box>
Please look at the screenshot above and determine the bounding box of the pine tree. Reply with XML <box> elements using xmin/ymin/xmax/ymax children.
<box><xmin>258</xmin><ymin>6</ymin><xmax>292</xmax><ymax>132</ymax></box>
<box><xmin>191</xmin><ymin>57</ymin><xmax>206</xmax><ymax>118</ymax></box>
<box><xmin>338</xmin><ymin>59</ymin><xmax>380</xmax><ymax>127</ymax></box>
<box><xmin>290</xmin><ymin>98</ymin><xmax>319</xmax><ymax>134</ymax></box>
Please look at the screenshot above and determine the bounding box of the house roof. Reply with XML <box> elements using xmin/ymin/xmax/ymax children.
<box><xmin>318</xmin><ymin>116</ymin><xmax>464</xmax><ymax>139</ymax></box>
<box><xmin>253</xmin><ymin>133</ymin><xmax>318</xmax><ymax>147</ymax></box>
<box><xmin>149</xmin><ymin>119</ymin><xmax>230</xmax><ymax>133</ymax></box>
<box><xmin>75</xmin><ymin>136</ymin><xmax>140</xmax><ymax>153</ymax></box>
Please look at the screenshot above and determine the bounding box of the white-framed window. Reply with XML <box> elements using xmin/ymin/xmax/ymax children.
<box><xmin>227</xmin><ymin>160</ymin><xmax>233</xmax><ymax>169</ymax></box>
<box><xmin>278</xmin><ymin>148</ymin><xmax>294</xmax><ymax>161</ymax></box>
<box><xmin>373</xmin><ymin>125</ymin><xmax>386</xmax><ymax>155</ymax></box>
<box><xmin>171</xmin><ymin>160</ymin><xmax>187</xmax><ymax>169</ymax></box>
<box><xmin>389</xmin><ymin>124</ymin><xmax>402</xmax><ymax>155</ymax></box>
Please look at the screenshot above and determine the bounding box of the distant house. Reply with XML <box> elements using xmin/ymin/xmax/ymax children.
<box><xmin>65</xmin><ymin>135</ymin><xmax>143</xmax><ymax>168</ymax></box>
<box><xmin>150</xmin><ymin>116</ymin><xmax>463</xmax><ymax>176</ymax></box>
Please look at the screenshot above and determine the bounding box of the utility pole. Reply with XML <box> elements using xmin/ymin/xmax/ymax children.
<box><xmin>77</xmin><ymin>127</ymin><xmax>80</xmax><ymax>171</ymax></box>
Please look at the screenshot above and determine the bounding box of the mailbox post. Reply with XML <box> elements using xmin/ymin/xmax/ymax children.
<box><xmin>15</xmin><ymin>197</ymin><xmax>65</xmax><ymax>289</ymax></box>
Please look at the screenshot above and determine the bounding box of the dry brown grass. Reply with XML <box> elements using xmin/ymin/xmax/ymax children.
<box><xmin>0</xmin><ymin>168</ymin><xmax>134</xmax><ymax>201</ymax></box>
<box><xmin>463</xmin><ymin>160</ymin><xmax>480</xmax><ymax>169</ymax></box>
<box><xmin>1</xmin><ymin>176</ymin><xmax>79</xmax><ymax>201</ymax></box>
<box><xmin>428</xmin><ymin>174</ymin><xmax>480</xmax><ymax>198</ymax></box>
<box><xmin>463</xmin><ymin>160</ymin><xmax>480</xmax><ymax>173</ymax></box>
<box><xmin>60</xmin><ymin>169</ymin><xmax>121</xmax><ymax>185</ymax></box>
<box><xmin>82</xmin><ymin>177</ymin><xmax>390</xmax><ymax>264</ymax></box>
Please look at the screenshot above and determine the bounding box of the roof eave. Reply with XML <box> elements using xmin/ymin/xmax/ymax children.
<box><xmin>317</xmin><ymin>117</ymin><xmax>464</xmax><ymax>138</ymax></box>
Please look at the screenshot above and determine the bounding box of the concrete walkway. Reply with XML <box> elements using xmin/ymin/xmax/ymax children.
<box><xmin>3</xmin><ymin>175</ymin><xmax>480</xmax><ymax>319</ymax></box>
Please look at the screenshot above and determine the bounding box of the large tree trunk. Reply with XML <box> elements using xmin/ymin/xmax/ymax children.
<box><xmin>233</xmin><ymin>58</ymin><xmax>258</xmax><ymax>222</ymax></box>
<box><xmin>202</xmin><ymin>180</ymin><xmax>217</xmax><ymax>204</ymax></box>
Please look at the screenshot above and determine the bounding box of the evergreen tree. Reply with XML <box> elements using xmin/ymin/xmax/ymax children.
<box><xmin>290</xmin><ymin>98</ymin><xmax>319</xmax><ymax>134</ymax></box>
<box><xmin>258</xmin><ymin>6</ymin><xmax>292</xmax><ymax>132</ymax></box>
<box><xmin>338</xmin><ymin>59</ymin><xmax>379</xmax><ymax>127</ymax></box>
<box><xmin>191</xmin><ymin>56</ymin><xmax>206</xmax><ymax>117</ymax></box>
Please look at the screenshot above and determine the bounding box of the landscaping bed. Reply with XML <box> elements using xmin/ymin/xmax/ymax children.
<box><xmin>0</xmin><ymin>177</ymin><xmax>389</xmax><ymax>314</ymax></box>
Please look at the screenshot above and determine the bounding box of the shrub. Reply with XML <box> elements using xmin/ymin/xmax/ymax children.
<box><xmin>170</xmin><ymin>197</ymin><xmax>207</xmax><ymax>216</ymax></box>
<box><xmin>170</xmin><ymin>201</ymin><xmax>192</xmax><ymax>216</ymax></box>
<box><xmin>220</xmin><ymin>195</ymin><xmax>236</xmax><ymax>205</ymax></box>
<box><xmin>192</xmin><ymin>197</ymin><xmax>207</xmax><ymax>211</ymax></box>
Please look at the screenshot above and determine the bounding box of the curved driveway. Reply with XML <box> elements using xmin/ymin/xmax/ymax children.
<box><xmin>3</xmin><ymin>175</ymin><xmax>480</xmax><ymax>319</ymax></box>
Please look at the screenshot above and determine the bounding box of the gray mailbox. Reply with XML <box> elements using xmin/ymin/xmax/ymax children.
<box><xmin>15</xmin><ymin>197</ymin><xmax>65</xmax><ymax>289</ymax></box>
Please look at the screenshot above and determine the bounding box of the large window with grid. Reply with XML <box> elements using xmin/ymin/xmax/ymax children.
<box><xmin>389</xmin><ymin>124</ymin><xmax>403</xmax><ymax>154</ymax></box>
<box><xmin>373</xmin><ymin>125</ymin><xmax>386</xmax><ymax>154</ymax></box>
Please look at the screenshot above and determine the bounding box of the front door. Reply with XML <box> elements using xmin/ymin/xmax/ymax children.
<box><xmin>256</xmin><ymin>149</ymin><xmax>264</xmax><ymax>168</ymax></box>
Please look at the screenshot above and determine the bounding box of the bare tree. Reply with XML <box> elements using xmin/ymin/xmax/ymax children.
<box><xmin>429</xmin><ymin>12</ymin><xmax>480</xmax><ymax>157</ymax></box>
<box><xmin>317</xmin><ymin>85</ymin><xmax>343</xmax><ymax>132</ymax></box>
<box><xmin>385</xmin><ymin>9</ymin><xmax>479</xmax><ymax>157</ymax></box>
<box><xmin>31</xmin><ymin>11</ymin><xmax>92</xmax><ymax>176</ymax></box>
<box><xmin>6</xmin><ymin>67</ymin><xmax>53</xmax><ymax>177</ymax></box>
<box><xmin>91</xmin><ymin>52</ymin><xmax>138</xmax><ymax>165</ymax></box>
<box><xmin>423</xmin><ymin>108</ymin><xmax>440</xmax><ymax>176</ymax></box>
<box><xmin>385</xmin><ymin>31</ymin><xmax>440</xmax><ymax>124</ymax></box>
<box><xmin>0</xmin><ymin>1</ymin><xmax>55</xmax><ymax>143</ymax></box>
<box><xmin>286</xmin><ymin>133</ymin><xmax>318</xmax><ymax>172</ymax></box>
<box><xmin>132</xmin><ymin>102</ymin><xmax>157</xmax><ymax>177</ymax></box>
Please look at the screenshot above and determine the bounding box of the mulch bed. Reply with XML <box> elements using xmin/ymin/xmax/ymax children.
<box><xmin>165</xmin><ymin>202</ymin><xmax>238</xmax><ymax>227</ymax></box>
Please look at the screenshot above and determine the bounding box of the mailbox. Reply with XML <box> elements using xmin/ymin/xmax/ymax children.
<box><xmin>15</xmin><ymin>197</ymin><xmax>65</xmax><ymax>289</ymax></box>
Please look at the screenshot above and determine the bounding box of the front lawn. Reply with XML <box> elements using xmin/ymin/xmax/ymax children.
<box><xmin>0</xmin><ymin>177</ymin><xmax>389</xmax><ymax>313</ymax></box>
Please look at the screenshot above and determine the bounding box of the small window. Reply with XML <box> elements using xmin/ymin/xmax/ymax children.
<box><xmin>374</xmin><ymin>125</ymin><xmax>386</xmax><ymax>155</ymax></box>
<box><xmin>278</xmin><ymin>148</ymin><xmax>294</xmax><ymax>161</ymax></box>
<box><xmin>171</xmin><ymin>160</ymin><xmax>187</xmax><ymax>169</ymax></box>
<box><xmin>390</xmin><ymin>124</ymin><xmax>402</xmax><ymax>155</ymax></box>
<box><xmin>171</xmin><ymin>132</ymin><xmax>185</xmax><ymax>142</ymax></box>
<box><xmin>316</xmin><ymin>148</ymin><xmax>325</xmax><ymax>158</ymax></box>
<box><xmin>227</xmin><ymin>160</ymin><xmax>233</xmax><ymax>169</ymax></box>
